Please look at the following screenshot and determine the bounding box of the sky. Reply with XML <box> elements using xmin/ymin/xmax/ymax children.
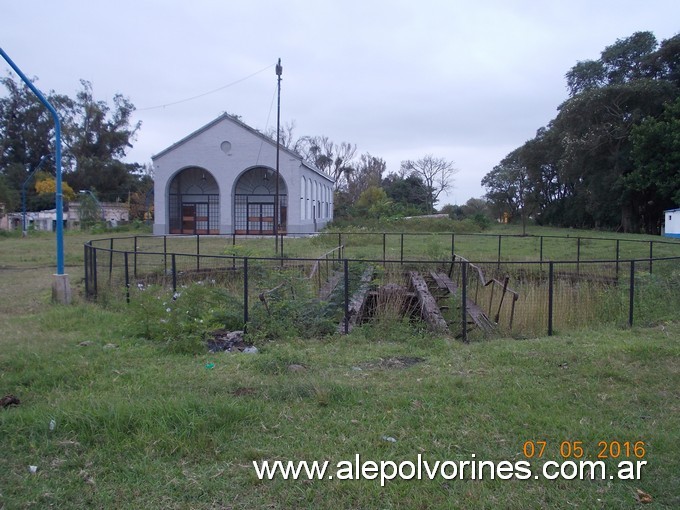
<box><xmin>1</xmin><ymin>0</ymin><xmax>679</xmax><ymax>206</ymax></box>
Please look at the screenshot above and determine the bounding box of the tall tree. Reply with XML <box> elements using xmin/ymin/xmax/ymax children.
<box><xmin>0</xmin><ymin>75</ymin><xmax>69</xmax><ymax>191</ymax></box>
<box><xmin>63</xmin><ymin>80</ymin><xmax>142</xmax><ymax>200</ymax></box>
<box><xmin>295</xmin><ymin>135</ymin><xmax>357</xmax><ymax>187</ymax></box>
<box><xmin>482</xmin><ymin>148</ymin><xmax>536</xmax><ymax>234</ymax></box>
<box><xmin>400</xmin><ymin>155</ymin><xmax>457</xmax><ymax>214</ymax></box>
<box><xmin>382</xmin><ymin>172</ymin><xmax>429</xmax><ymax>213</ymax></box>
<box><xmin>0</xmin><ymin>76</ymin><xmax>145</xmax><ymax>210</ymax></box>
<box><xmin>627</xmin><ymin>97</ymin><xmax>680</xmax><ymax>231</ymax></box>
<box><xmin>484</xmin><ymin>30</ymin><xmax>680</xmax><ymax>233</ymax></box>
<box><xmin>344</xmin><ymin>152</ymin><xmax>386</xmax><ymax>203</ymax></box>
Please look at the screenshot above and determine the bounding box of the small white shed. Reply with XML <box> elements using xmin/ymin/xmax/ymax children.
<box><xmin>664</xmin><ymin>208</ymin><xmax>680</xmax><ymax>238</ymax></box>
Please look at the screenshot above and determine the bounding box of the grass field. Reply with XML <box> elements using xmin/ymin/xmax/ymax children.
<box><xmin>1</xmin><ymin>227</ymin><xmax>679</xmax><ymax>509</ymax></box>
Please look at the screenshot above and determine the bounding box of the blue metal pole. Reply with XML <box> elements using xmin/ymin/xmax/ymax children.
<box><xmin>1</xmin><ymin>47</ymin><xmax>65</xmax><ymax>274</ymax></box>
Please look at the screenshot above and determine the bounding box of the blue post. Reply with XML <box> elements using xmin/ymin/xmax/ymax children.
<box><xmin>1</xmin><ymin>47</ymin><xmax>65</xmax><ymax>275</ymax></box>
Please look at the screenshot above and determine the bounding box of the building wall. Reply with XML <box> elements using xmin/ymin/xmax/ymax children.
<box><xmin>665</xmin><ymin>209</ymin><xmax>680</xmax><ymax>238</ymax></box>
<box><xmin>153</xmin><ymin>116</ymin><xmax>333</xmax><ymax>235</ymax></box>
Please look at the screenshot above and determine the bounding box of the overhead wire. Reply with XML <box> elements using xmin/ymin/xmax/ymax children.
<box><xmin>137</xmin><ymin>62</ymin><xmax>275</xmax><ymax>111</ymax></box>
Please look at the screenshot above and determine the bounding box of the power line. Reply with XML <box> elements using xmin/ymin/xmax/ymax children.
<box><xmin>137</xmin><ymin>63</ymin><xmax>275</xmax><ymax>111</ymax></box>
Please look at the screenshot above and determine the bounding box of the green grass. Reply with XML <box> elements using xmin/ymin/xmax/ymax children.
<box><xmin>1</xmin><ymin>228</ymin><xmax>679</xmax><ymax>508</ymax></box>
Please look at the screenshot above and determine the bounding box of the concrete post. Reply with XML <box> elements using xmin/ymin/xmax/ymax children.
<box><xmin>52</xmin><ymin>274</ymin><xmax>72</xmax><ymax>304</ymax></box>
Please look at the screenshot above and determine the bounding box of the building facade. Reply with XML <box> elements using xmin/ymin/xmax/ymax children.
<box><xmin>152</xmin><ymin>114</ymin><xmax>334</xmax><ymax>236</ymax></box>
<box><xmin>664</xmin><ymin>208</ymin><xmax>680</xmax><ymax>238</ymax></box>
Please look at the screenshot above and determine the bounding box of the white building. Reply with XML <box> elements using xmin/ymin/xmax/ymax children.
<box><xmin>664</xmin><ymin>208</ymin><xmax>680</xmax><ymax>238</ymax></box>
<box><xmin>152</xmin><ymin>113</ymin><xmax>334</xmax><ymax>235</ymax></box>
<box><xmin>2</xmin><ymin>202</ymin><xmax>129</xmax><ymax>232</ymax></box>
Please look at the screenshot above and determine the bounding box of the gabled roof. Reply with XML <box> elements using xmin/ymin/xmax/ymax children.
<box><xmin>152</xmin><ymin>113</ymin><xmax>334</xmax><ymax>183</ymax></box>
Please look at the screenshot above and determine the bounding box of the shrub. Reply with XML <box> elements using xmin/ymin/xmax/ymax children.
<box><xmin>126</xmin><ymin>282</ymin><xmax>243</xmax><ymax>353</ymax></box>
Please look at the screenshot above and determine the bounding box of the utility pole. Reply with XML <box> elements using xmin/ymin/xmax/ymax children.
<box><xmin>274</xmin><ymin>58</ymin><xmax>282</xmax><ymax>255</ymax></box>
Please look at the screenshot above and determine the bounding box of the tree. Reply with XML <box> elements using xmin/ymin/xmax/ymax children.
<box><xmin>63</xmin><ymin>80</ymin><xmax>142</xmax><ymax>200</ymax></box>
<box><xmin>627</xmin><ymin>97</ymin><xmax>680</xmax><ymax>231</ymax></box>
<box><xmin>482</xmin><ymin>149</ymin><xmax>536</xmax><ymax>234</ymax></box>
<box><xmin>345</xmin><ymin>152</ymin><xmax>385</xmax><ymax>203</ymax></box>
<box><xmin>355</xmin><ymin>186</ymin><xmax>393</xmax><ymax>218</ymax></box>
<box><xmin>0</xmin><ymin>175</ymin><xmax>17</xmax><ymax>210</ymax></box>
<box><xmin>400</xmin><ymin>155</ymin><xmax>457</xmax><ymax>214</ymax></box>
<box><xmin>0</xmin><ymin>75</ymin><xmax>70</xmax><ymax>192</ymax></box>
<box><xmin>486</xmin><ymin>31</ymin><xmax>680</xmax><ymax>233</ymax></box>
<box><xmin>295</xmin><ymin>135</ymin><xmax>357</xmax><ymax>187</ymax></box>
<box><xmin>1</xmin><ymin>76</ymin><xmax>146</xmax><ymax>211</ymax></box>
<box><xmin>382</xmin><ymin>172</ymin><xmax>429</xmax><ymax>213</ymax></box>
<box><xmin>34</xmin><ymin>175</ymin><xmax>76</xmax><ymax>201</ymax></box>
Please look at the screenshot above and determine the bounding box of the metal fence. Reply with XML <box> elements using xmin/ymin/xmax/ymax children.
<box><xmin>83</xmin><ymin>232</ymin><xmax>680</xmax><ymax>341</ymax></box>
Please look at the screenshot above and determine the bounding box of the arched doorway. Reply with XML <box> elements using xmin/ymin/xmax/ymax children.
<box><xmin>234</xmin><ymin>166</ymin><xmax>287</xmax><ymax>234</ymax></box>
<box><xmin>168</xmin><ymin>167</ymin><xmax>219</xmax><ymax>234</ymax></box>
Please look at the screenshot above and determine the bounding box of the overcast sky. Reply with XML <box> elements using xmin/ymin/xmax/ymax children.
<box><xmin>2</xmin><ymin>1</ymin><xmax>679</xmax><ymax>205</ymax></box>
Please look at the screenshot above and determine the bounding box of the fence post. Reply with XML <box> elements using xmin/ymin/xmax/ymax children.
<box><xmin>461</xmin><ymin>261</ymin><xmax>468</xmax><ymax>343</ymax></box>
<box><xmin>124</xmin><ymin>251</ymin><xmax>130</xmax><ymax>304</ymax></box>
<box><xmin>243</xmin><ymin>257</ymin><xmax>249</xmax><ymax>328</ymax></box>
<box><xmin>629</xmin><ymin>260</ymin><xmax>635</xmax><ymax>327</ymax></box>
<box><xmin>383</xmin><ymin>233</ymin><xmax>386</xmax><ymax>264</ymax></box>
<box><xmin>540</xmin><ymin>236</ymin><xmax>544</xmax><ymax>266</ymax></box>
<box><xmin>171</xmin><ymin>254</ymin><xmax>177</xmax><ymax>293</ymax></box>
<box><xmin>84</xmin><ymin>244</ymin><xmax>90</xmax><ymax>298</ymax></box>
<box><xmin>548</xmin><ymin>261</ymin><xmax>554</xmax><ymax>336</ymax></box>
<box><xmin>343</xmin><ymin>259</ymin><xmax>349</xmax><ymax>334</ymax></box>
<box><xmin>109</xmin><ymin>238</ymin><xmax>114</xmax><ymax>282</ymax></box>
<box><xmin>163</xmin><ymin>235</ymin><xmax>168</xmax><ymax>276</ymax></box>
<box><xmin>133</xmin><ymin>235</ymin><xmax>138</xmax><ymax>279</ymax></box>
<box><xmin>649</xmin><ymin>241</ymin><xmax>653</xmax><ymax>274</ymax></box>
<box><xmin>451</xmin><ymin>233</ymin><xmax>455</xmax><ymax>260</ymax></box>
<box><xmin>497</xmin><ymin>235</ymin><xmax>502</xmax><ymax>269</ymax></box>
<box><xmin>92</xmin><ymin>248</ymin><xmax>98</xmax><ymax>298</ymax></box>
<box><xmin>196</xmin><ymin>234</ymin><xmax>200</xmax><ymax>272</ymax></box>
<box><xmin>400</xmin><ymin>233</ymin><xmax>404</xmax><ymax>264</ymax></box>
<box><xmin>615</xmin><ymin>239</ymin><xmax>620</xmax><ymax>279</ymax></box>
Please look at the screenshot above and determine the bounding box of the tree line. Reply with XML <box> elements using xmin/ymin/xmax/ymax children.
<box><xmin>1</xmin><ymin>75</ymin><xmax>462</xmax><ymax>224</ymax></box>
<box><xmin>269</xmin><ymin>124</ymin><xmax>458</xmax><ymax>221</ymax></box>
<box><xmin>482</xmin><ymin>31</ymin><xmax>680</xmax><ymax>234</ymax></box>
<box><xmin>0</xmin><ymin>76</ymin><xmax>150</xmax><ymax>217</ymax></box>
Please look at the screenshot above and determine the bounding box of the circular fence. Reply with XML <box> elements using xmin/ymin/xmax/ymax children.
<box><xmin>83</xmin><ymin>232</ymin><xmax>680</xmax><ymax>341</ymax></box>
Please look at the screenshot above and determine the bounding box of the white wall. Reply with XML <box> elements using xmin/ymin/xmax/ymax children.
<box><xmin>153</xmin><ymin>115</ymin><xmax>333</xmax><ymax>235</ymax></box>
<box><xmin>665</xmin><ymin>209</ymin><xmax>680</xmax><ymax>238</ymax></box>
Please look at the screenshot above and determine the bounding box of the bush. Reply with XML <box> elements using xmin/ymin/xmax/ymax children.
<box><xmin>126</xmin><ymin>282</ymin><xmax>243</xmax><ymax>353</ymax></box>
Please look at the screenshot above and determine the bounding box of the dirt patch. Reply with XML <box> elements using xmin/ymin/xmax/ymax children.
<box><xmin>231</xmin><ymin>387</ymin><xmax>257</xmax><ymax>397</ymax></box>
<box><xmin>359</xmin><ymin>356</ymin><xmax>425</xmax><ymax>370</ymax></box>
<box><xmin>207</xmin><ymin>329</ymin><xmax>253</xmax><ymax>353</ymax></box>
<box><xmin>1</xmin><ymin>394</ymin><xmax>21</xmax><ymax>408</ymax></box>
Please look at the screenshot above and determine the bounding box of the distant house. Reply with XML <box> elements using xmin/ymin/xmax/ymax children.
<box><xmin>1</xmin><ymin>202</ymin><xmax>129</xmax><ymax>232</ymax></box>
<box><xmin>152</xmin><ymin>113</ymin><xmax>334</xmax><ymax>236</ymax></box>
<box><xmin>664</xmin><ymin>208</ymin><xmax>680</xmax><ymax>238</ymax></box>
